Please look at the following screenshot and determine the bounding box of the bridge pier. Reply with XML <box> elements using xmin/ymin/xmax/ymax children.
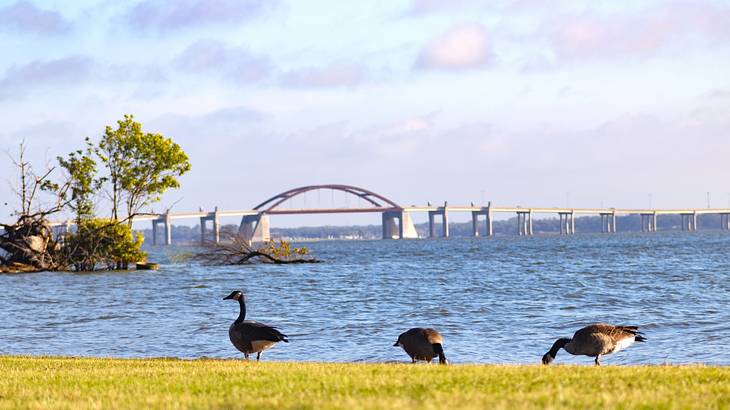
<box><xmin>680</xmin><ymin>212</ymin><xmax>698</xmax><ymax>231</ymax></box>
<box><xmin>558</xmin><ymin>212</ymin><xmax>574</xmax><ymax>235</ymax></box>
<box><xmin>722</xmin><ymin>213</ymin><xmax>730</xmax><ymax>230</ymax></box>
<box><xmin>600</xmin><ymin>212</ymin><xmax>617</xmax><ymax>233</ymax></box>
<box><xmin>470</xmin><ymin>203</ymin><xmax>493</xmax><ymax>237</ymax></box>
<box><xmin>151</xmin><ymin>212</ymin><xmax>172</xmax><ymax>245</ymax></box>
<box><xmin>612</xmin><ymin>211</ymin><xmax>617</xmax><ymax>233</ymax></box>
<box><xmin>428</xmin><ymin>202</ymin><xmax>449</xmax><ymax>238</ymax></box>
<box><xmin>382</xmin><ymin>210</ymin><xmax>418</xmax><ymax>239</ymax></box>
<box><xmin>516</xmin><ymin>210</ymin><xmax>533</xmax><ymax>236</ymax></box>
<box><xmin>472</xmin><ymin>212</ymin><xmax>479</xmax><ymax>236</ymax></box>
<box><xmin>640</xmin><ymin>213</ymin><xmax>657</xmax><ymax>232</ymax></box>
<box><xmin>200</xmin><ymin>207</ymin><xmax>220</xmax><ymax>244</ymax></box>
<box><xmin>239</xmin><ymin>213</ymin><xmax>270</xmax><ymax>244</ymax></box>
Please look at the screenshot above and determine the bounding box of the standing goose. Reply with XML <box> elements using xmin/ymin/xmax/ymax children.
<box><xmin>542</xmin><ymin>323</ymin><xmax>646</xmax><ymax>366</ymax></box>
<box><xmin>223</xmin><ymin>290</ymin><xmax>288</xmax><ymax>361</ymax></box>
<box><xmin>393</xmin><ymin>328</ymin><xmax>448</xmax><ymax>364</ymax></box>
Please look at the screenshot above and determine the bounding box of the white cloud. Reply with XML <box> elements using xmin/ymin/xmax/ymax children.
<box><xmin>174</xmin><ymin>39</ymin><xmax>272</xmax><ymax>83</ymax></box>
<box><xmin>124</xmin><ymin>0</ymin><xmax>274</xmax><ymax>31</ymax></box>
<box><xmin>282</xmin><ymin>64</ymin><xmax>367</xmax><ymax>88</ymax></box>
<box><xmin>0</xmin><ymin>1</ymin><xmax>71</xmax><ymax>35</ymax></box>
<box><xmin>415</xmin><ymin>23</ymin><xmax>493</xmax><ymax>71</ymax></box>
<box><xmin>0</xmin><ymin>56</ymin><xmax>93</xmax><ymax>99</ymax></box>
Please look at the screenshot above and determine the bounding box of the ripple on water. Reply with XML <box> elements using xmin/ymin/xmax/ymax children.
<box><xmin>1</xmin><ymin>232</ymin><xmax>729</xmax><ymax>364</ymax></box>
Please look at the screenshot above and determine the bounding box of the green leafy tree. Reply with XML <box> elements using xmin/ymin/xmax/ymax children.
<box><xmin>97</xmin><ymin>115</ymin><xmax>190</xmax><ymax>223</ymax></box>
<box><xmin>63</xmin><ymin>218</ymin><xmax>145</xmax><ymax>271</ymax></box>
<box><xmin>55</xmin><ymin>115</ymin><xmax>187</xmax><ymax>271</ymax></box>
<box><xmin>57</xmin><ymin>139</ymin><xmax>98</xmax><ymax>223</ymax></box>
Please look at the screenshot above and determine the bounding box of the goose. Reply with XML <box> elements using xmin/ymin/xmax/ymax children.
<box><xmin>542</xmin><ymin>323</ymin><xmax>646</xmax><ymax>366</ymax></box>
<box><xmin>223</xmin><ymin>290</ymin><xmax>288</xmax><ymax>361</ymax></box>
<box><xmin>393</xmin><ymin>328</ymin><xmax>448</xmax><ymax>364</ymax></box>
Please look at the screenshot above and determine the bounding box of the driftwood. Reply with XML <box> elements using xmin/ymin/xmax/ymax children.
<box><xmin>195</xmin><ymin>235</ymin><xmax>320</xmax><ymax>265</ymax></box>
<box><xmin>0</xmin><ymin>214</ymin><xmax>62</xmax><ymax>272</ymax></box>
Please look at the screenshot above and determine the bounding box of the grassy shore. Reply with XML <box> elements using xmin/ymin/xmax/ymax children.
<box><xmin>1</xmin><ymin>357</ymin><xmax>728</xmax><ymax>409</ymax></box>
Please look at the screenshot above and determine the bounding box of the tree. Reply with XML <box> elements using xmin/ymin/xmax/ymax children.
<box><xmin>0</xmin><ymin>143</ymin><xmax>76</xmax><ymax>271</ymax></box>
<box><xmin>97</xmin><ymin>115</ymin><xmax>190</xmax><ymax>223</ymax></box>
<box><xmin>57</xmin><ymin>139</ymin><xmax>98</xmax><ymax>224</ymax></box>
<box><xmin>2</xmin><ymin>115</ymin><xmax>189</xmax><ymax>272</ymax></box>
<box><xmin>61</xmin><ymin>218</ymin><xmax>145</xmax><ymax>271</ymax></box>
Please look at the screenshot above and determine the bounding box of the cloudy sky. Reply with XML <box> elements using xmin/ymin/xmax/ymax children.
<box><xmin>1</xmin><ymin>0</ymin><xmax>729</xmax><ymax>226</ymax></box>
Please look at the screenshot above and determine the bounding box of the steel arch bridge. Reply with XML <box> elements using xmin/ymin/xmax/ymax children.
<box><xmin>253</xmin><ymin>184</ymin><xmax>402</xmax><ymax>215</ymax></box>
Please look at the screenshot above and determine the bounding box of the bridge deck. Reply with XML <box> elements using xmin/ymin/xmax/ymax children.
<box><xmin>44</xmin><ymin>206</ymin><xmax>730</xmax><ymax>227</ymax></box>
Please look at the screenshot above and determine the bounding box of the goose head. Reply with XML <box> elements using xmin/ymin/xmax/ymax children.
<box><xmin>541</xmin><ymin>352</ymin><xmax>555</xmax><ymax>365</ymax></box>
<box><xmin>223</xmin><ymin>290</ymin><xmax>244</xmax><ymax>301</ymax></box>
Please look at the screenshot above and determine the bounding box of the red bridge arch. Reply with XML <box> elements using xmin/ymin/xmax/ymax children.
<box><xmin>253</xmin><ymin>184</ymin><xmax>402</xmax><ymax>215</ymax></box>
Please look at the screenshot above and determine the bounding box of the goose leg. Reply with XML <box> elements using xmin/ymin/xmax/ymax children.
<box><xmin>594</xmin><ymin>355</ymin><xmax>601</xmax><ymax>366</ymax></box>
<box><xmin>256</xmin><ymin>352</ymin><xmax>261</xmax><ymax>362</ymax></box>
<box><xmin>244</xmin><ymin>352</ymin><xmax>249</xmax><ymax>360</ymax></box>
<box><xmin>411</xmin><ymin>356</ymin><xmax>417</xmax><ymax>364</ymax></box>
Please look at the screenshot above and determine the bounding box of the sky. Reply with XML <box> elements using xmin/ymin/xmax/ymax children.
<box><xmin>1</xmin><ymin>0</ymin><xmax>729</xmax><ymax>227</ymax></box>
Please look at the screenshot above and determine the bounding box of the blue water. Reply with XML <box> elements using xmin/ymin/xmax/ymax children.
<box><xmin>1</xmin><ymin>232</ymin><xmax>728</xmax><ymax>365</ymax></box>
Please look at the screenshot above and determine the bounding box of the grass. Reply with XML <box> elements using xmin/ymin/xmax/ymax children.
<box><xmin>0</xmin><ymin>357</ymin><xmax>728</xmax><ymax>409</ymax></box>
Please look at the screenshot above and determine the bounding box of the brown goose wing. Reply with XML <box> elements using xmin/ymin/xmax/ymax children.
<box><xmin>421</xmin><ymin>328</ymin><xmax>443</xmax><ymax>344</ymax></box>
<box><xmin>584</xmin><ymin>324</ymin><xmax>642</xmax><ymax>341</ymax></box>
<box><xmin>570</xmin><ymin>327</ymin><xmax>614</xmax><ymax>356</ymax></box>
<box><xmin>574</xmin><ymin>324</ymin><xmax>643</xmax><ymax>353</ymax></box>
<box><xmin>238</xmin><ymin>321</ymin><xmax>289</xmax><ymax>343</ymax></box>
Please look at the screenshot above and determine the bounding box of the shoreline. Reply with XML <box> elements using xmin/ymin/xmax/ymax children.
<box><xmin>2</xmin><ymin>354</ymin><xmax>729</xmax><ymax>366</ymax></box>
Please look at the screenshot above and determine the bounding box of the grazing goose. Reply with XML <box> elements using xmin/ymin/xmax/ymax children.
<box><xmin>542</xmin><ymin>323</ymin><xmax>646</xmax><ymax>366</ymax></box>
<box><xmin>393</xmin><ymin>328</ymin><xmax>448</xmax><ymax>364</ymax></box>
<box><xmin>223</xmin><ymin>290</ymin><xmax>288</xmax><ymax>361</ymax></box>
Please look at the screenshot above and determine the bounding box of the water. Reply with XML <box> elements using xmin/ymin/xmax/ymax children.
<box><xmin>1</xmin><ymin>231</ymin><xmax>728</xmax><ymax>365</ymax></box>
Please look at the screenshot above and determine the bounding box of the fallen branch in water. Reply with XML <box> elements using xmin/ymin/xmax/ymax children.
<box><xmin>195</xmin><ymin>235</ymin><xmax>320</xmax><ymax>265</ymax></box>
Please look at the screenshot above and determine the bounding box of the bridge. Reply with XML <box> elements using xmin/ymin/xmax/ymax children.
<box><xmin>47</xmin><ymin>184</ymin><xmax>730</xmax><ymax>244</ymax></box>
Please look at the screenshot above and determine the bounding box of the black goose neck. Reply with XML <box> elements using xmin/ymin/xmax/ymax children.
<box><xmin>549</xmin><ymin>338</ymin><xmax>571</xmax><ymax>356</ymax></box>
<box><xmin>235</xmin><ymin>297</ymin><xmax>246</xmax><ymax>324</ymax></box>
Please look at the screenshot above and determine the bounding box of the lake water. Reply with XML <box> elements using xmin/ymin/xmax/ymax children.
<box><xmin>1</xmin><ymin>232</ymin><xmax>728</xmax><ymax>365</ymax></box>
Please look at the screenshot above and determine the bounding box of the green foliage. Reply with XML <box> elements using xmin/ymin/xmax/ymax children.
<box><xmin>97</xmin><ymin>114</ymin><xmax>191</xmax><ymax>221</ymax></box>
<box><xmin>57</xmin><ymin>139</ymin><xmax>98</xmax><ymax>221</ymax></box>
<box><xmin>259</xmin><ymin>239</ymin><xmax>310</xmax><ymax>260</ymax></box>
<box><xmin>49</xmin><ymin>115</ymin><xmax>187</xmax><ymax>271</ymax></box>
<box><xmin>1</xmin><ymin>358</ymin><xmax>729</xmax><ymax>409</ymax></box>
<box><xmin>63</xmin><ymin>219</ymin><xmax>145</xmax><ymax>271</ymax></box>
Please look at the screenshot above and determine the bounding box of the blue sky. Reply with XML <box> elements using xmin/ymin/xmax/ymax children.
<box><xmin>1</xmin><ymin>0</ymin><xmax>730</xmax><ymax>226</ymax></box>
